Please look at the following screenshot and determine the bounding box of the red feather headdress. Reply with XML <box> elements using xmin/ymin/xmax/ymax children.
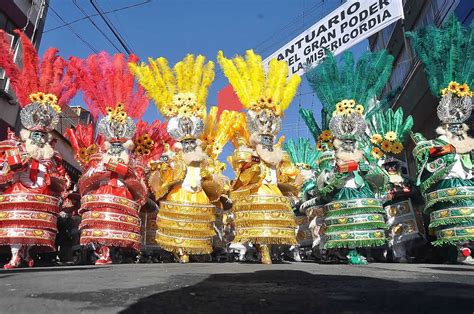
<box><xmin>65</xmin><ymin>124</ymin><xmax>105</xmax><ymax>167</ymax></box>
<box><xmin>133</xmin><ymin>119</ymin><xmax>175</xmax><ymax>164</ymax></box>
<box><xmin>69</xmin><ymin>52</ymin><xmax>149</xmax><ymax>120</ymax></box>
<box><xmin>69</xmin><ymin>52</ymin><xmax>150</xmax><ymax>141</ymax></box>
<box><xmin>0</xmin><ymin>30</ymin><xmax>76</xmax><ymax>108</ymax></box>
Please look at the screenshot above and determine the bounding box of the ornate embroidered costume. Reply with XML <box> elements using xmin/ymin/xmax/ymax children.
<box><xmin>218</xmin><ymin>50</ymin><xmax>302</xmax><ymax>264</ymax></box>
<box><xmin>0</xmin><ymin>30</ymin><xmax>75</xmax><ymax>268</ymax></box>
<box><xmin>407</xmin><ymin>17</ymin><xmax>473</xmax><ymax>263</ymax></box>
<box><xmin>132</xmin><ymin>120</ymin><xmax>175</xmax><ymax>252</ymax></box>
<box><xmin>298</xmin><ymin>108</ymin><xmax>337</xmax><ymax>261</ymax></box>
<box><xmin>130</xmin><ymin>55</ymin><xmax>234</xmax><ymax>263</ymax></box>
<box><xmin>67</xmin><ymin>53</ymin><xmax>149</xmax><ymax>264</ymax></box>
<box><xmin>367</xmin><ymin>107</ymin><xmax>425</xmax><ymax>262</ymax></box>
<box><xmin>284</xmin><ymin>138</ymin><xmax>318</xmax><ymax>261</ymax></box>
<box><xmin>306</xmin><ymin>50</ymin><xmax>394</xmax><ymax>264</ymax></box>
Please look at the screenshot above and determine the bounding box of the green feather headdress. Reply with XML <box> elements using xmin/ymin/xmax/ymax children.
<box><xmin>406</xmin><ymin>15</ymin><xmax>473</xmax><ymax>99</ymax></box>
<box><xmin>367</xmin><ymin>107</ymin><xmax>414</xmax><ymax>159</ymax></box>
<box><xmin>299</xmin><ymin>108</ymin><xmax>322</xmax><ymax>143</ymax></box>
<box><xmin>406</xmin><ymin>16</ymin><xmax>473</xmax><ymax>124</ymax></box>
<box><xmin>306</xmin><ymin>50</ymin><xmax>394</xmax><ymax>121</ymax></box>
<box><xmin>299</xmin><ymin>108</ymin><xmax>335</xmax><ymax>151</ymax></box>
<box><xmin>284</xmin><ymin>138</ymin><xmax>318</xmax><ymax>169</ymax></box>
<box><xmin>306</xmin><ymin>50</ymin><xmax>394</xmax><ymax>139</ymax></box>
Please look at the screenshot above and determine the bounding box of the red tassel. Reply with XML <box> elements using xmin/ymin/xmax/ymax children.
<box><xmin>64</xmin><ymin>128</ymin><xmax>80</xmax><ymax>153</ymax></box>
<box><xmin>29</xmin><ymin>159</ymin><xmax>39</xmax><ymax>182</ymax></box>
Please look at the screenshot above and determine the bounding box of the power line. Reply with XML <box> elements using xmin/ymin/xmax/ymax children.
<box><xmin>44</xmin><ymin>0</ymin><xmax>151</xmax><ymax>33</ymax></box>
<box><xmin>72</xmin><ymin>0</ymin><xmax>122</xmax><ymax>53</ymax></box>
<box><xmin>253</xmin><ymin>0</ymin><xmax>325</xmax><ymax>53</ymax></box>
<box><xmin>215</xmin><ymin>0</ymin><xmax>327</xmax><ymax>79</ymax></box>
<box><xmin>47</xmin><ymin>4</ymin><xmax>98</xmax><ymax>53</ymax></box>
<box><xmin>92</xmin><ymin>0</ymin><xmax>135</xmax><ymax>54</ymax></box>
<box><xmin>89</xmin><ymin>0</ymin><xmax>133</xmax><ymax>55</ymax></box>
<box><xmin>105</xmin><ymin>0</ymin><xmax>134</xmax><ymax>51</ymax></box>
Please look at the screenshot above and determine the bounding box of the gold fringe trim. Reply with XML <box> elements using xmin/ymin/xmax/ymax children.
<box><xmin>235</xmin><ymin>227</ymin><xmax>297</xmax><ymax>239</ymax></box>
<box><xmin>157</xmin><ymin>214</ymin><xmax>215</xmax><ymax>224</ymax></box>
<box><xmin>157</xmin><ymin>211</ymin><xmax>216</xmax><ymax>222</ymax></box>
<box><xmin>232</xmin><ymin>194</ymin><xmax>290</xmax><ymax>204</ymax></box>
<box><xmin>234</xmin><ymin>221</ymin><xmax>297</xmax><ymax>228</ymax></box>
<box><xmin>156</xmin><ymin>227</ymin><xmax>215</xmax><ymax>238</ymax></box>
<box><xmin>81</xmin><ymin>194</ymin><xmax>140</xmax><ymax>211</ymax></box>
<box><xmin>233</xmin><ymin>210</ymin><xmax>296</xmax><ymax>221</ymax></box>
<box><xmin>233</xmin><ymin>204</ymin><xmax>292</xmax><ymax>212</ymax></box>
<box><xmin>157</xmin><ymin>218</ymin><xmax>214</xmax><ymax>232</ymax></box>
<box><xmin>159</xmin><ymin>202</ymin><xmax>216</xmax><ymax>216</ymax></box>
<box><xmin>232</xmin><ymin>236</ymin><xmax>297</xmax><ymax>246</ymax></box>
<box><xmin>233</xmin><ymin>203</ymin><xmax>291</xmax><ymax>212</ymax></box>
<box><xmin>229</xmin><ymin>185</ymin><xmax>258</xmax><ymax>200</ymax></box>
<box><xmin>157</xmin><ymin>243</ymin><xmax>213</xmax><ymax>255</ymax></box>
<box><xmin>156</xmin><ymin>233</ymin><xmax>213</xmax><ymax>254</ymax></box>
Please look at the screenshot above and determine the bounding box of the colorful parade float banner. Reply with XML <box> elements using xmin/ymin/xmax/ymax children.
<box><xmin>218</xmin><ymin>0</ymin><xmax>404</xmax><ymax>112</ymax></box>
<box><xmin>263</xmin><ymin>0</ymin><xmax>404</xmax><ymax>76</ymax></box>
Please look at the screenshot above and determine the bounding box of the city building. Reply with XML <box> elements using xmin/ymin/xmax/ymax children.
<box><xmin>368</xmin><ymin>0</ymin><xmax>473</xmax><ymax>175</ymax></box>
<box><xmin>0</xmin><ymin>0</ymin><xmax>88</xmax><ymax>183</ymax></box>
<box><xmin>0</xmin><ymin>0</ymin><xmax>49</xmax><ymax>138</ymax></box>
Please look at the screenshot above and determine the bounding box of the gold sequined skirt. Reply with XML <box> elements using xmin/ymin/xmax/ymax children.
<box><xmin>156</xmin><ymin>185</ymin><xmax>216</xmax><ymax>254</ymax></box>
<box><xmin>230</xmin><ymin>184</ymin><xmax>297</xmax><ymax>245</ymax></box>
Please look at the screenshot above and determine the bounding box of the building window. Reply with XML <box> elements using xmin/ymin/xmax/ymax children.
<box><xmin>0</xmin><ymin>11</ymin><xmax>20</xmax><ymax>93</ymax></box>
<box><xmin>0</xmin><ymin>11</ymin><xmax>18</xmax><ymax>34</ymax></box>
<box><xmin>389</xmin><ymin>47</ymin><xmax>411</xmax><ymax>91</ymax></box>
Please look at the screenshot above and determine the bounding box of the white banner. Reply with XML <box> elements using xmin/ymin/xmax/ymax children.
<box><xmin>263</xmin><ymin>0</ymin><xmax>404</xmax><ymax>76</ymax></box>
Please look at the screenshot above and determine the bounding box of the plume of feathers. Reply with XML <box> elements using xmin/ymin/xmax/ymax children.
<box><xmin>368</xmin><ymin>107</ymin><xmax>413</xmax><ymax>145</ymax></box>
<box><xmin>217</xmin><ymin>50</ymin><xmax>301</xmax><ymax>114</ymax></box>
<box><xmin>406</xmin><ymin>15</ymin><xmax>473</xmax><ymax>97</ymax></box>
<box><xmin>0</xmin><ymin>29</ymin><xmax>77</xmax><ymax>107</ymax></box>
<box><xmin>306</xmin><ymin>50</ymin><xmax>394</xmax><ymax>122</ymax></box>
<box><xmin>202</xmin><ymin>107</ymin><xmax>239</xmax><ymax>159</ymax></box>
<box><xmin>229</xmin><ymin>112</ymin><xmax>250</xmax><ymax>148</ymax></box>
<box><xmin>133</xmin><ymin>119</ymin><xmax>174</xmax><ymax>164</ymax></box>
<box><xmin>364</xmin><ymin>86</ymin><xmax>402</xmax><ymax>120</ymax></box>
<box><xmin>299</xmin><ymin>108</ymin><xmax>322</xmax><ymax>143</ymax></box>
<box><xmin>69</xmin><ymin>52</ymin><xmax>149</xmax><ymax>120</ymax></box>
<box><xmin>284</xmin><ymin>137</ymin><xmax>318</xmax><ymax>169</ymax></box>
<box><xmin>128</xmin><ymin>54</ymin><xmax>214</xmax><ymax>117</ymax></box>
<box><xmin>64</xmin><ymin>124</ymin><xmax>104</xmax><ymax>154</ymax></box>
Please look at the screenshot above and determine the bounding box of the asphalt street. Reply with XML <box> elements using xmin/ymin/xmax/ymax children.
<box><xmin>0</xmin><ymin>262</ymin><xmax>473</xmax><ymax>314</ymax></box>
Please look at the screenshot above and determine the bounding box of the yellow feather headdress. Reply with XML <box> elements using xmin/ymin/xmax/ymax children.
<box><xmin>217</xmin><ymin>50</ymin><xmax>301</xmax><ymax>116</ymax></box>
<box><xmin>202</xmin><ymin>107</ymin><xmax>239</xmax><ymax>159</ymax></box>
<box><xmin>128</xmin><ymin>54</ymin><xmax>214</xmax><ymax>119</ymax></box>
<box><xmin>229</xmin><ymin>112</ymin><xmax>250</xmax><ymax>148</ymax></box>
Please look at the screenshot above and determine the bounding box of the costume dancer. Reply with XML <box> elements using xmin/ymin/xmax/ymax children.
<box><xmin>298</xmin><ymin>108</ymin><xmax>339</xmax><ymax>262</ymax></box>
<box><xmin>67</xmin><ymin>52</ymin><xmax>149</xmax><ymax>264</ymax></box>
<box><xmin>284</xmin><ymin>138</ymin><xmax>318</xmax><ymax>261</ymax></box>
<box><xmin>367</xmin><ymin>107</ymin><xmax>425</xmax><ymax>262</ymax></box>
<box><xmin>130</xmin><ymin>55</ymin><xmax>234</xmax><ymax>263</ymax></box>
<box><xmin>307</xmin><ymin>50</ymin><xmax>394</xmax><ymax>264</ymax></box>
<box><xmin>133</xmin><ymin>120</ymin><xmax>174</xmax><ymax>255</ymax></box>
<box><xmin>0</xmin><ymin>30</ymin><xmax>75</xmax><ymax>268</ymax></box>
<box><xmin>218</xmin><ymin>50</ymin><xmax>302</xmax><ymax>264</ymax></box>
<box><xmin>408</xmin><ymin>17</ymin><xmax>474</xmax><ymax>264</ymax></box>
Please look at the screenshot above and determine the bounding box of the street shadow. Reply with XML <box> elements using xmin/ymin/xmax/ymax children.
<box><xmin>424</xmin><ymin>266</ymin><xmax>474</xmax><ymax>272</ymax></box>
<box><xmin>118</xmin><ymin>270</ymin><xmax>474</xmax><ymax>314</ymax></box>
<box><xmin>0</xmin><ymin>266</ymin><xmax>107</xmax><ymax>274</ymax></box>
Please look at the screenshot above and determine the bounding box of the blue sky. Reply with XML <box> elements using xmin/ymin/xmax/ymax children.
<box><xmin>41</xmin><ymin>0</ymin><xmax>368</xmax><ymax>174</ymax></box>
